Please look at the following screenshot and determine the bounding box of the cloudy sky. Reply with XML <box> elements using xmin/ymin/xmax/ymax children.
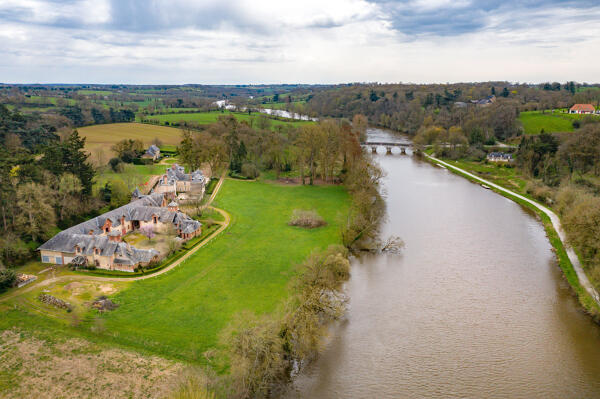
<box><xmin>1</xmin><ymin>0</ymin><xmax>599</xmax><ymax>84</ymax></box>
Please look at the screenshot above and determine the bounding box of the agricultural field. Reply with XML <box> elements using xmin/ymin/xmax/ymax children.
<box><xmin>0</xmin><ymin>178</ymin><xmax>350</xmax><ymax>368</ymax></box>
<box><xmin>141</xmin><ymin>110</ymin><xmax>314</xmax><ymax>130</ymax></box>
<box><xmin>77</xmin><ymin>122</ymin><xmax>183</xmax><ymax>158</ymax></box>
<box><xmin>518</xmin><ymin>110</ymin><xmax>587</xmax><ymax>135</ymax></box>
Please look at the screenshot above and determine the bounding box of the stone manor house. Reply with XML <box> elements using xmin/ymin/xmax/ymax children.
<box><xmin>38</xmin><ymin>165</ymin><xmax>207</xmax><ymax>272</ymax></box>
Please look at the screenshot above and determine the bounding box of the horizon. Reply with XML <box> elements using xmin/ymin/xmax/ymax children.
<box><xmin>1</xmin><ymin>0</ymin><xmax>600</xmax><ymax>84</ymax></box>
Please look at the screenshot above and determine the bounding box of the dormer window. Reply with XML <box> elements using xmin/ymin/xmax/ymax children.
<box><xmin>153</xmin><ymin>216</ymin><xmax>158</xmax><ymax>224</ymax></box>
<box><xmin>94</xmin><ymin>248</ymin><xmax>99</xmax><ymax>255</ymax></box>
<box><xmin>75</xmin><ymin>246</ymin><xmax>81</xmax><ymax>253</ymax></box>
<box><xmin>105</xmin><ymin>227</ymin><xmax>110</xmax><ymax>233</ymax></box>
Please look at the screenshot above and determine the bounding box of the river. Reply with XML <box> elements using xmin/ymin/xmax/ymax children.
<box><xmin>285</xmin><ymin>129</ymin><xmax>600</xmax><ymax>398</ymax></box>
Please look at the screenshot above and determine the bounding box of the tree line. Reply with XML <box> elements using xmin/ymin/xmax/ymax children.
<box><xmin>0</xmin><ymin>104</ymin><xmax>99</xmax><ymax>273</ymax></box>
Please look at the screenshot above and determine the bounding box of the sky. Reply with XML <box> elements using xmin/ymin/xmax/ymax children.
<box><xmin>0</xmin><ymin>0</ymin><xmax>599</xmax><ymax>84</ymax></box>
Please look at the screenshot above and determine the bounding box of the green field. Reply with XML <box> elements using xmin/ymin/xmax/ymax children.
<box><xmin>77</xmin><ymin>90</ymin><xmax>115</xmax><ymax>96</ymax></box>
<box><xmin>99</xmin><ymin>179</ymin><xmax>348</xmax><ymax>362</ymax></box>
<box><xmin>93</xmin><ymin>163</ymin><xmax>168</xmax><ymax>191</ymax></box>
<box><xmin>1</xmin><ymin>178</ymin><xmax>349</xmax><ymax>366</ymax></box>
<box><xmin>518</xmin><ymin>111</ymin><xmax>586</xmax><ymax>135</ymax></box>
<box><xmin>140</xmin><ymin>111</ymin><xmax>314</xmax><ymax>130</ymax></box>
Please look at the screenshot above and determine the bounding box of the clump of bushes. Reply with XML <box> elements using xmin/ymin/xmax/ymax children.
<box><xmin>241</xmin><ymin>163</ymin><xmax>259</xmax><ymax>179</ymax></box>
<box><xmin>288</xmin><ymin>209</ymin><xmax>326</xmax><ymax>229</ymax></box>
<box><xmin>526</xmin><ymin>180</ymin><xmax>554</xmax><ymax>205</ymax></box>
<box><xmin>219</xmin><ymin>245</ymin><xmax>350</xmax><ymax>398</ymax></box>
<box><xmin>0</xmin><ymin>268</ymin><xmax>16</xmax><ymax>293</ymax></box>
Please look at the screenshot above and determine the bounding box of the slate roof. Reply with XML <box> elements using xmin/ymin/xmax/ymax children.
<box><xmin>144</xmin><ymin>144</ymin><xmax>160</xmax><ymax>157</ymax></box>
<box><xmin>39</xmin><ymin>190</ymin><xmax>202</xmax><ymax>268</ymax></box>
<box><xmin>164</xmin><ymin>164</ymin><xmax>205</xmax><ymax>185</ymax></box>
<box><xmin>487</xmin><ymin>152</ymin><xmax>513</xmax><ymax>160</ymax></box>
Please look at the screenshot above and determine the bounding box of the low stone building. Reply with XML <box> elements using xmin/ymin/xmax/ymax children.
<box><xmin>141</xmin><ymin>144</ymin><xmax>161</xmax><ymax>161</ymax></box>
<box><xmin>154</xmin><ymin>164</ymin><xmax>207</xmax><ymax>199</ymax></box>
<box><xmin>38</xmin><ymin>193</ymin><xmax>202</xmax><ymax>272</ymax></box>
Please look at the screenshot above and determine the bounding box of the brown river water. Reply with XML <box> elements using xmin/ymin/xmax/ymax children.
<box><xmin>285</xmin><ymin>129</ymin><xmax>600</xmax><ymax>398</ymax></box>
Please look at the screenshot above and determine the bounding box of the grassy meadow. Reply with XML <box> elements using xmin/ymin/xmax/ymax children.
<box><xmin>100</xmin><ymin>179</ymin><xmax>349</xmax><ymax>362</ymax></box>
<box><xmin>1</xmin><ymin>178</ymin><xmax>350</xmax><ymax>366</ymax></box>
<box><xmin>141</xmin><ymin>110</ymin><xmax>314</xmax><ymax>130</ymax></box>
<box><xmin>78</xmin><ymin>122</ymin><xmax>183</xmax><ymax>158</ymax></box>
<box><xmin>518</xmin><ymin>110</ymin><xmax>585</xmax><ymax>135</ymax></box>
<box><xmin>93</xmin><ymin>163</ymin><xmax>168</xmax><ymax>191</ymax></box>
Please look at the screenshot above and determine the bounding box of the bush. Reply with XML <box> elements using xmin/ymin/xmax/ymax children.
<box><xmin>241</xmin><ymin>163</ymin><xmax>259</xmax><ymax>179</ymax></box>
<box><xmin>109</xmin><ymin>157</ymin><xmax>124</xmax><ymax>172</ymax></box>
<box><xmin>525</xmin><ymin>181</ymin><xmax>554</xmax><ymax>204</ymax></box>
<box><xmin>0</xmin><ymin>268</ymin><xmax>16</xmax><ymax>292</ymax></box>
<box><xmin>288</xmin><ymin>209</ymin><xmax>327</xmax><ymax>229</ymax></box>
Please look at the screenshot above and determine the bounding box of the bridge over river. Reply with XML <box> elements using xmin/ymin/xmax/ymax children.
<box><xmin>362</xmin><ymin>141</ymin><xmax>411</xmax><ymax>154</ymax></box>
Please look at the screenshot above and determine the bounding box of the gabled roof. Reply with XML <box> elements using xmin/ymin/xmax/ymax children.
<box><xmin>145</xmin><ymin>144</ymin><xmax>160</xmax><ymax>156</ymax></box>
<box><xmin>164</xmin><ymin>164</ymin><xmax>205</xmax><ymax>185</ymax></box>
<box><xmin>39</xmin><ymin>193</ymin><xmax>172</xmax><ymax>251</ymax></box>
<box><xmin>570</xmin><ymin>104</ymin><xmax>595</xmax><ymax>112</ymax></box>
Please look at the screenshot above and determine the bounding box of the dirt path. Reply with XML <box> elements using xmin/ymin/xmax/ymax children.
<box><xmin>427</xmin><ymin>154</ymin><xmax>600</xmax><ymax>306</ymax></box>
<box><xmin>1</xmin><ymin>173</ymin><xmax>229</xmax><ymax>302</ymax></box>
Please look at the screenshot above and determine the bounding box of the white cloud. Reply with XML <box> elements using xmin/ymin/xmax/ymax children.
<box><xmin>0</xmin><ymin>0</ymin><xmax>599</xmax><ymax>83</ymax></box>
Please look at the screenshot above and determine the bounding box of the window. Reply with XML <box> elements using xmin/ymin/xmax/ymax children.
<box><xmin>55</xmin><ymin>257</ymin><xmax>63</xmax><ymax>265</ymax></box>
<box><xmin>42</xmin><ymin>256</ymin><xmax>50</xmax><ymax>263</ymax></box>
<box><xmin>105</xmin><ymin>227</ymin><xmax>110</xmax><ymax>233</ymax></box>
<box><xmin>153</xmin><ymin>216</ymin><xmax>157</xmax><ymax>224</ymax></box>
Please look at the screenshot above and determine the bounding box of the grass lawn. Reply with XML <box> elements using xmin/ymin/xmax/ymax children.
<box><xmin>140</xmin><ymin>111</ymin><xmax>314</xmax><ymax>130</ymax></box>
<box><xmin>78</xmin><ymin>123</ymin><xmax>183</xmax><ymax>157</ymax></box>
<box><xmin>519</xmin><ymin>110</ymin><xmax>585</xmax><ymax>135</ymax></box>
<box><xmin>443</xmin><ymin>159</ymin><xmax>529</xmax><ymax>194</ymax></box>
<box><xmin>96</xmin><ymin>179</ymin><xmax>349</xmax><ymax>362</ymax></box>
<box><xmin>93</xmin><ymin>163</ymin><xmax>168</xmax><ymax>192</ymax></box>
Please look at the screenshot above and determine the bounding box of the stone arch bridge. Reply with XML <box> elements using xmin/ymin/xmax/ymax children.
<box><xmin>361</xmin><ymin>141</ymin><xmax>412</xmax><ymax>154</ymax></box>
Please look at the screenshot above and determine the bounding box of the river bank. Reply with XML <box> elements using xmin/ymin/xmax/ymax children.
<box><xmin>286</xmin><ymin>128</ymin><xmax>600</xmax><ymax>399</ymax></box>
<box><xmin>424</xmin><ymin>154</ymin><xmax>600</xmax><ymax>320</ymax></box>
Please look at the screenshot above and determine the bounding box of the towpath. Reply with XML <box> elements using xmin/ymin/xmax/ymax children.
<box><xmin>427</xmin><ymin>154</ymin><xmax>600</xmax><ymax>306</ymax></box>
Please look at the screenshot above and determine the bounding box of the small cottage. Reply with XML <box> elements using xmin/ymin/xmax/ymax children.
<box><xmin>487</xmin><ymin>152</ymin><xmax>513</xmax><ymax>162</ymax></box>
<box><xmin>142</xmin><ymin>144</ymin><xmax>161</xmax><ymax>161</ymax></box>
<box><xmin>569</xmin><ymin>104</ymin><xmax>595</xmax><ymax>114</ymax></box>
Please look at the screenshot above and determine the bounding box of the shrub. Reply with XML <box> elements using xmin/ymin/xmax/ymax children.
<box><xmin>108</xmin><ymin>157</ymin><xmax>124</xmax><ymax>172</ymax></box>
<box><xmin>0</xmin><ymin>268</ymin><xmax>16</xmax><ymax>292</ymax></box>
<box><xmin>525</xmin><ymin>181</ymin><xmax>554</xmax><ymax>205</ymax></box>
<box><xmin>241</xmin><ymin>163</ymin><xmax>259</xmax><ymax>179</ymax></box>
<box><xmin>288</xmin><ymin>209</ymin><xmax>326</xmax><ymax>229</ymax></box>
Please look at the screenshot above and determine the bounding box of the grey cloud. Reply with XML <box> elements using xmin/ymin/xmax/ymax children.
<box><xmin>369</xmin><ymin>0</ymin><xmax>600</xmax><ymax>36</ymax></box>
